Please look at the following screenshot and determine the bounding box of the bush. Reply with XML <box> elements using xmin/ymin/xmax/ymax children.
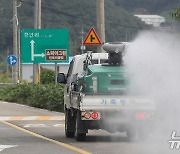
<box><xmin>0</xmin><ymin>74</ymin><xmax>11</xmax><ymax>83</ymax></box>
<box><xmin>40</xmin><ymin>68</ymin><xmax>55</xmax><ymax>84</ymax></box>
<box><xmin>0</xmin><ymin>83</ymin><xmax>64</xmax><ymax>112</ymax></box>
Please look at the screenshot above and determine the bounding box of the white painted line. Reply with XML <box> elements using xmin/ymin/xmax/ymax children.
<box><xmin>0</xmin><ymin>116</ymin><xmax>65</xmax><ymax>121</ymax></box>
<box><xmin>23</xmin><ymin>124</ymin><xmax>48</xmax><ymax>128</ymax></box>
<box><xmin>22</xmin><ymin>116</ymin><xmax>38</xmax><ymax>120</ymax></box>
<box><xmin>0</xmin><ymin>145</ymin><xmax>18</xmax><ymax>152</ymax></box>
<box><xmin>50</xmin><ymin>116</ymin><xmax>65</xmax><ymax>120</ymax></box>
<box><xmin>23</xmin><ymin>124</ymin><xmax>65</xmax><ymax>128</ymax></box>
<box><xmin>1</xmin><ymin>101</ymin><xmax>8</xmax><ymax>104</ymax></box>
<box><xmin>0</xmin><ymin>117</ymin><xmax>11</xmax><ymax>121</ymax></box>
<box><xmin>0</xmin><ymin>101</ymin><xmax>64</xmax><ymax>115</ymax></box>
<box><xmin>53</xmin><ymin>124</ymin><xmax>65</xmax><ymax>127</ymax></box>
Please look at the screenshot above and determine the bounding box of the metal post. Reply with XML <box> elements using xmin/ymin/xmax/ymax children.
<box><xmin>13</xmin><ymin>0</ymin><xmax>18</xmax><ymax>84</ymax></box>
<box><xmin>96</xmin><ymin>0</ymin><xmax>105</xmax><ymax>53</ymax></box>
<box><xmin>33</xmin><ymin>0</ymin><xmax>37</xmax><ymax>83</ymax></box>
<box><xmin>12</xmin><ymin>66</ymin><xmax>14</xmax><ymax>84</ymax></box>
<box><xmin>55</xmin><ymin>63</ymin><xmax>57</xmax><ymax>84</ymax></box>
<box><xmin>33</xmin><ymin>0</ymin><xmax>41</xmax><ymax>83</ymax></box>
<box><xmin>6</xmin><ymin>47</ymin><xmax>9</xmax><ymax>75</ymax></box>
<box><xmin>80</xmin><ymin>27</ymin><xmax>86</xmax><ymax>54</ymax></box>
<box><xmin>18</xmin><ymin>25</ymin><xmax>21</xmax><ymax>82</ymax></box>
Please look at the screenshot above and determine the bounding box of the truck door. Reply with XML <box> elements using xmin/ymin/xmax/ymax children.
<box><xmin>64</xmin><ymin>59</ymin><xmax>75</xmax><ymax>107</ymax></box>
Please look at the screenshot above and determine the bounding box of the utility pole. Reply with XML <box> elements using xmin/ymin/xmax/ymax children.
<box><xmin>33</xmin><ymin>0</ymin><xmax>41</xmax><ymax>83</ymax></box>
<box><xmin>13</xmin><ymin>0</ymin><xmax>18</xmax><ymax>84</ymax></box>
<box><xmin>96</xmin><ymin>0</ymin><xmax>105</xmax><ymax>53</ymax></box>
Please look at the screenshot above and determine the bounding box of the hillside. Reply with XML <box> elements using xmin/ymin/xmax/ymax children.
<box><xmin>0</xmin><ymin>0</ymin><xmax>146</xmax><ymax>54</ymax></box>
<box><xmin>113</xmin><ymin>0</ymin><xmax>180</xmax><ymax>14</ymax></box>
<box><xmin>0</xmin><ymin>0</ymin><xmax>179</xmax><ymax>54</ymax></box>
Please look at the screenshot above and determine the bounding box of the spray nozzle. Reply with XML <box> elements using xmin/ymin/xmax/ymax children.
<box><xmin>103</xmin><ymin>42</ymin><xmax>127</xmax><ymax>66</ymax></box>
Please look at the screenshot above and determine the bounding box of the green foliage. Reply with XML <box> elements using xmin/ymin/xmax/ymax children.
<box><xmin>0</xmin><ymin>83</ymin><xmax>64</xmax><ymax>112</ymax></box>
<box><xmin>113</xmin><ymin>0</ymin><xmax>180</xmax><ymax>14</ymax></box>
<box><xmin>0</xmin><ymin>0</ymin><xmax>149</xmax><ymax>53</ymax></box>
<box><xmin>40</xmin><ymin>68</ymin><xmax>55</xmax><ymax>84</ymax></box>
<box><xmin>1</xmin><ymin>0</ymin><xmax>179</xmax><ymax>53</ymax></box>
<box><xmin>0</xmin><ymin>74</ymin><xmax>11</xmax><ymax>83</ymax></box>
<box><xmin>172</xmin><ymin>7</ymin><xmax>180</xmax><ymax>21</ymax></box>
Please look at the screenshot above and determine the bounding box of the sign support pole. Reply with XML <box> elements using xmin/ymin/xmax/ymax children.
<box><xmin>12</xmin><ymin>66</ymin><xmax>13</xmax><ymax>84</ymax></box>
<box><xmin>55</xmin><ymin>63</ymin><xmax>58</xmax><ymax>84</ymax></box>
<box><xmin>6</xmin><ymin>48</ymin><xmax>9</xmax><ymax>75</ymax></box>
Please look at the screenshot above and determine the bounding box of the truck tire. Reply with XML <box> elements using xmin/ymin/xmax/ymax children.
<box><xmin>65</xmin><ymin>109</ymin><xmax>76</xmax><ymax>138</ymax></box>
<box><xmin>138</xmin><ymin>128</ymin><xmax>149</xmax><ymax>141</ymax></box>
<box><xmin>126</xmin><ymin>129</ymin><xmax>137</xmax><ymax>140</ymax></box>
<box><xmin>138</xmin><ymin>123</ymin><xmax>150</xmax><ymax>141</ymax></box>
<box><xmin>75</xmin><ymin>111</ymin><xmax>86</xmax><ymax>141</ymax></box>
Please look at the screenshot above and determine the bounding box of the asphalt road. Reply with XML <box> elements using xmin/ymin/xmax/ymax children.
<box><xmin>0</xmin><ymin>101</ymin><xmax>178</xmax><ymax>154</ymax></box>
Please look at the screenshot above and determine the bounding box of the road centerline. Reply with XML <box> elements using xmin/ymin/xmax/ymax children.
<box><xmin>1</xmin><ymin>121</ymin><xmax>91</xmax><ymax>154</ymax></box>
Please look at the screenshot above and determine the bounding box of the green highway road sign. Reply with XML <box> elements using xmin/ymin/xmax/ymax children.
<box><xmin>20</xmin><ymin>29</ymin><xmax>69</xmax><ymax>63</ymax></box>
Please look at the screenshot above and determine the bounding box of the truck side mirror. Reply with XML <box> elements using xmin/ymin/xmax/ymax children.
<box><xmin>57</xmin><ymin>73</ymin><xmax>66</xmax><ymax>84</ymax></box>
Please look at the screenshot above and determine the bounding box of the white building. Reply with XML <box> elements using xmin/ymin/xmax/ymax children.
<box><xmin>134</xmin><ymin>15</ymin><xmax>165</xmax><ymax>27</ymax></box>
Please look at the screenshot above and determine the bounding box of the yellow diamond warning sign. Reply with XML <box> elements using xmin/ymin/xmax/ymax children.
<box><xmin>83</xmin><ymin>27</ymin><xmax>102</xmax><ymax>45</ymax></box>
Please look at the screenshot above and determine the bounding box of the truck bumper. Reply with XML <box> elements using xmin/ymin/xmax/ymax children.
<box><xmin>79</xmin><ymin>95</ymin><xmax>156</xmax><ymax>133</ymax></box>
<box><xmin>80</xmin><ymin>94</ymin><xmax>156</xmax><ymax>111</ymax></box>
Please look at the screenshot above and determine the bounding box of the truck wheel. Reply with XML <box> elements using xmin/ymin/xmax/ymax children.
<box><xmin>126</xmin><ymin>129</ymin><xmax>137</xmax><ymax>140</ymax></box>
<box><xmin>65</xmin><ymin>109</ymin><xmax>76</xmax><ymax>138</ymax></box>
<box><xmin>137</xmin><ymin>123</ymin><xmax>151</xmax><ymax>141</ymax></box>
<box><xmin>75</xmin><ymin>111</ymin><xmax>86</xmax><ymax>141</ymax></box>
<box><xmin>138</xmin><ymin>129</ymin><xmax>149</xmax><ymax>141</ymax></box>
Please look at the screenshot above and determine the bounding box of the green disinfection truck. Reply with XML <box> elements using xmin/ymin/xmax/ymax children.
<box><xmin>58</xmin><ymin>42</ymin><xmax>156</xmax><ymax>141</ymax></box>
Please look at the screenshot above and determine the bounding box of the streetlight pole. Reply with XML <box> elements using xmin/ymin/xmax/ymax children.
<box><xmin>96</xmin><ymin>0</ymin><xmax>105</xmax><ymax>53</ymax></box>
<box><xmin>12</xmin><ymin>0</ymin><xmax>18</xmax><ymax>84</ymax></box>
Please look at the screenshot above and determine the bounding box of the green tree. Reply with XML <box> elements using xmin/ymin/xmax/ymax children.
<box><xmin>172</xmin><ymin>7</ymin><xmax>180</xmax><ymax>21</ymax></box>
<box><xmin>40</xmin><ymin>68</ymin><xmax>55</xmax><ymax>84</ymax></box>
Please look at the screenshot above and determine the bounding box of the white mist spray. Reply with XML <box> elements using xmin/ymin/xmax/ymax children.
<box><xmin>125</xmin><ymin>30</ymin><xmax>180</xmax><ymax>153</ymax></box>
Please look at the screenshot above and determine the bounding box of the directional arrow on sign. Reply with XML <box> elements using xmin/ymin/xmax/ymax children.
<box><xmin>7</xmin><ymin>55</ymin><xmax>17</xmax><ymax>66</ymax></box>
<box><xmin>0</xmin><ymin>145</ymin><xmax>18</xmax><ymax>152</ymax></box>
<box><xmin>30</xmin><ymin>40</ymin><xmax>45</xmax><ymax>61</ymax></box>
<box><xmin>10</xmin><ymin>56</ymin><xmax>17</xmax><ymax>65</ymax></box>
<box><xmin>30</xmin><ymin>40</ymin><xmax>35</xmax><ymax>61</ymax></box>
<box><xmin>34</xmin><ymin>53</ymin><xmax>45</xmax><ymax>59</ymax></box>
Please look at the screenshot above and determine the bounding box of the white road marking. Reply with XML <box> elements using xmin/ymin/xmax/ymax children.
<box><xmin>1</xmin><ymin>101</ymin><xmax>8</xmax><ymax>104</ymax></box>
<box><xmin>53</xmin><ymin>124</ymin><xmax>65</xmax><ymax>127</ymax></box>
<box><xmin>0</xmin><ymin>145</ymin><xmax>18</xmax><ymax>152</ymax></box>
<box><xmin>0</xmin><ymin>101</ymin><xmax>64</xmax><ymax>116</ymax></box>
<box><xmin>0</xmin><ymin>116</ymin><xmax>65</xmax><ymax>121</ymax></box>
<box><xmin>0</xmin><ymin>117</ymin><xmax>11</xmax><ymax>121</ymax></box>
<box><xmin>22</xmin><ymin>116</ymin><xmax>38</xmax><ymax>120</ymax></box>
<box><xmin>23</xmin><ymin>124</ymin><xmax>65</xmax><ymax>128</ymax></box>
<box><xmin>23</xmin><ymin>124</ymin><xmax>48</xmax><ymax>128</ymax></box>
